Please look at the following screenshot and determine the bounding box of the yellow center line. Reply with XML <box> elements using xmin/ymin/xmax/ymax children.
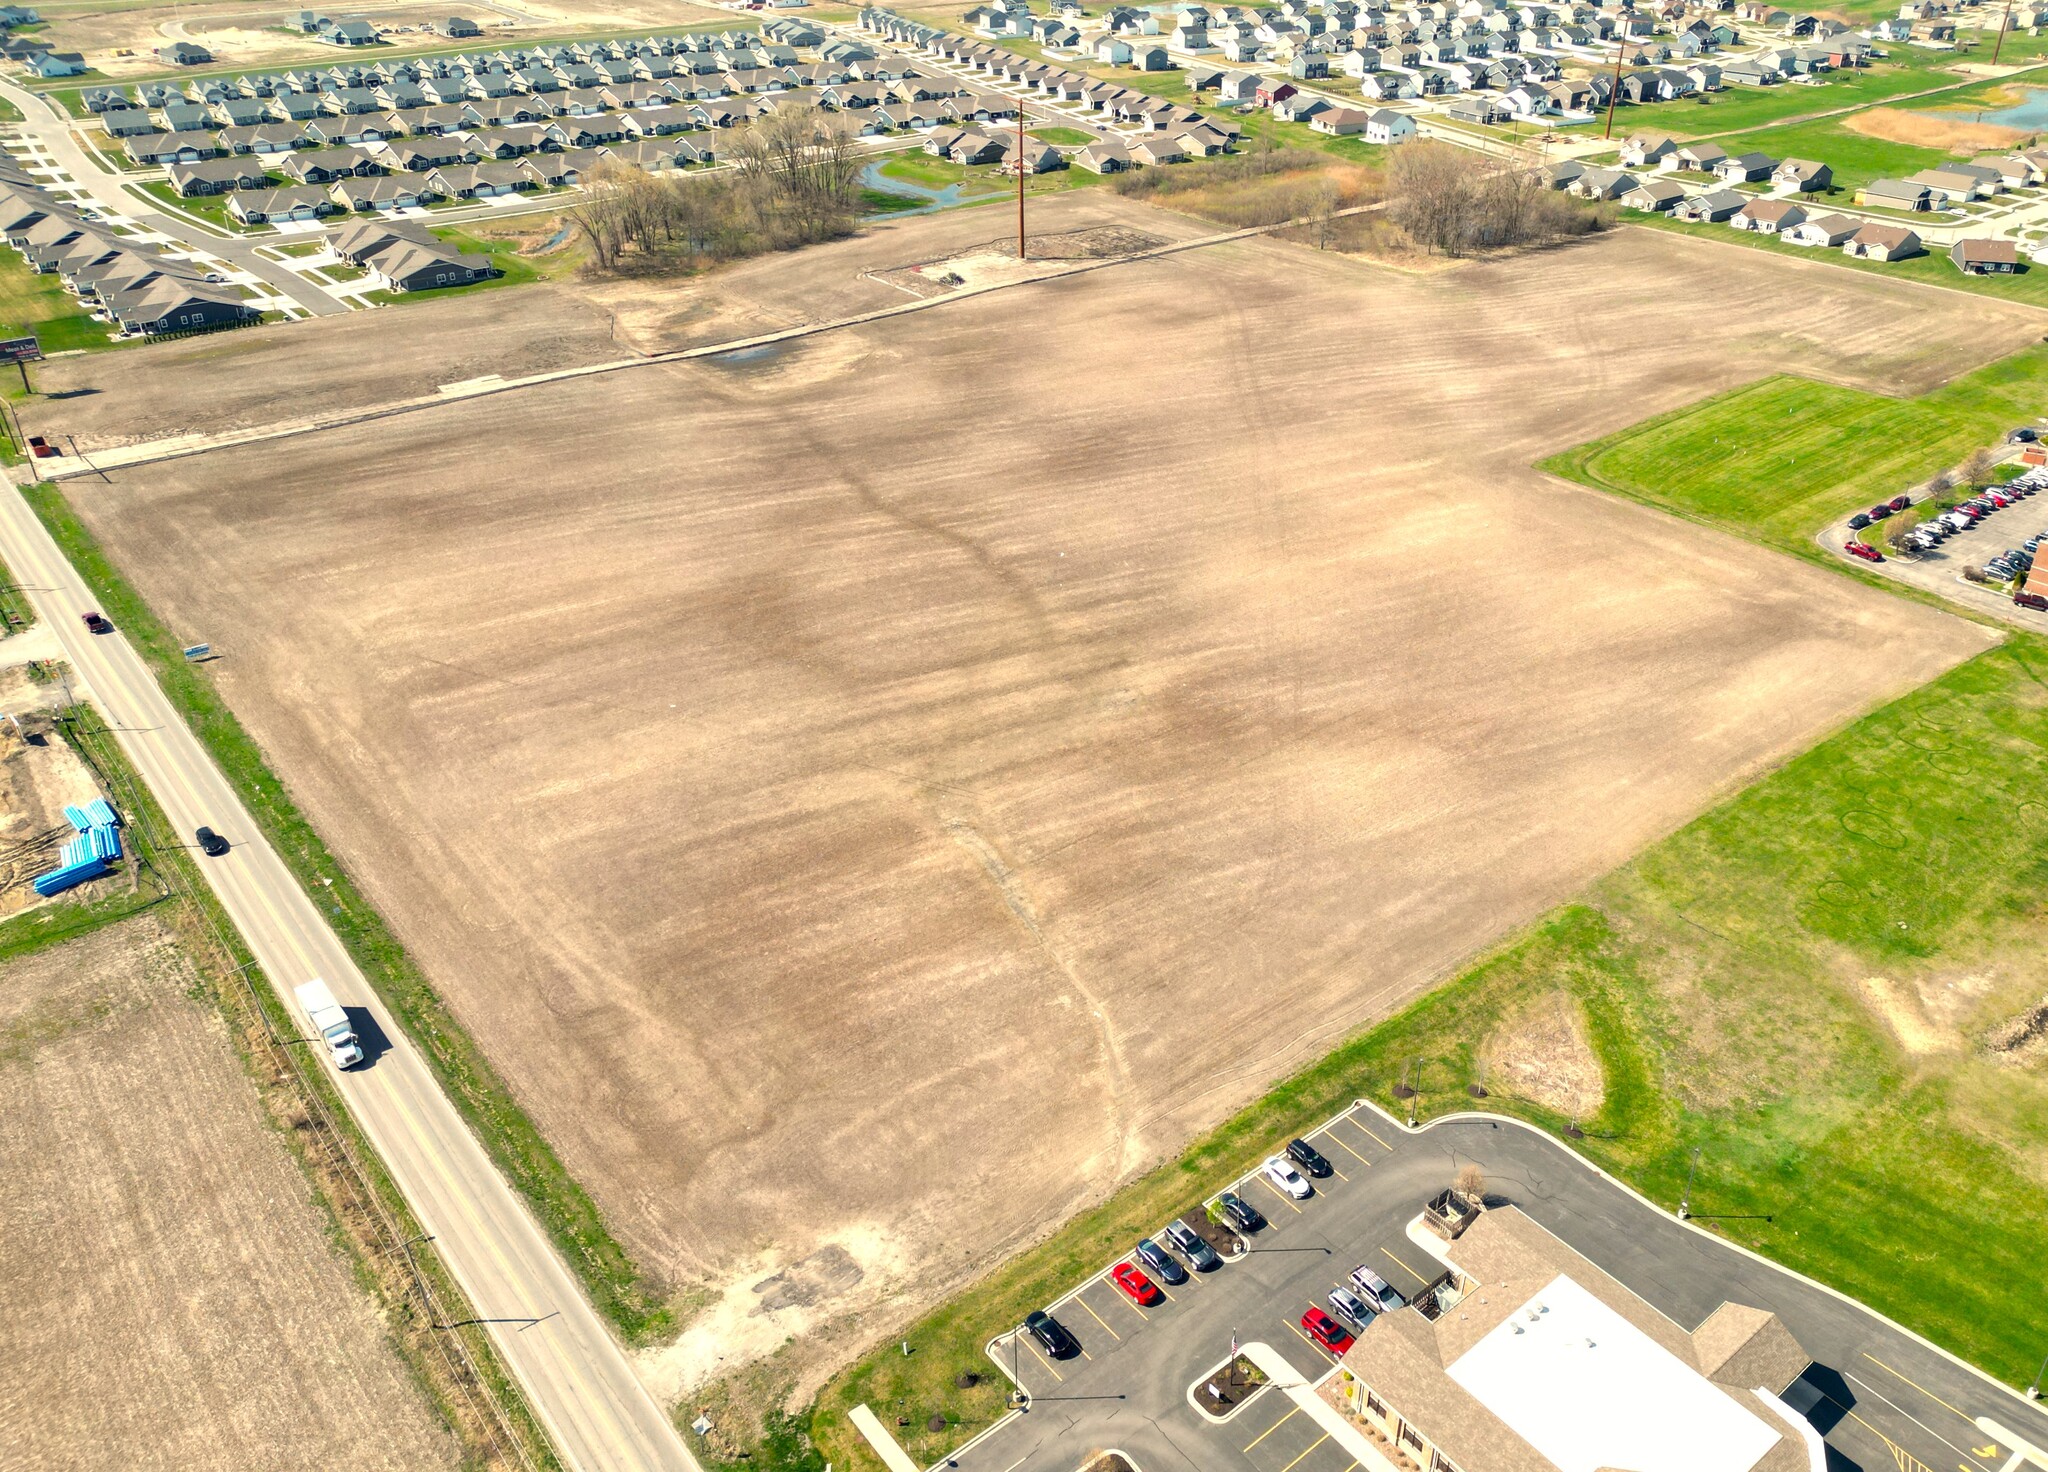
<box><xmin>1075</xmin><ymin>1293</ymin><xmax>1122</xmax><ymax>1341</ymax></box>
<box><xmin>1382</xmin><ymin>1246</ymin><xmax>1430</xmax><ymax>1286</ymax></box>
<box><xmin>1863</xmin><ymin>1354</ymin><xmax>1983</xmax><ymax>1434</ymax></box>
<box><xmin>1279</xmin><ymin>1432</ymin><xmax>1332</xmax><ymax>1472</ymax></box>
<box><xmin>1321</xmin><ymin>1132</ymin><xmax>1374</xmax><ymax>1168</ymax></box>
<box><xmin>1245</xmin><ymin>1405</ymin><xmax>1301</xmax><ymax>1451</ymax></box>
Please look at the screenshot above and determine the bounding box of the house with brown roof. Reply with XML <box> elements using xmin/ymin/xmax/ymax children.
<box><xmin>1951</xmin><ymin>237</ymin><xmax>2021</xmax><ymax>274</ymax></box>
<box><xmin>1339</xmin><ymin>1207</ymin><xmax>1814</xmax><ymax>1472</ymax></box>
<box><xmin>1731</xmin><ymin>196</ymin><xmax>1805</xmax><ymax>233</ymax></box>
<box><xmin>1843</xmin><ymin>221</ymin><xmax>1922</xmax><ymax>260</ymax></box>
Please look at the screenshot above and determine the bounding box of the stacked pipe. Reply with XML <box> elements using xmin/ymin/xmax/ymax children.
<box><xmin>34</xmin><ymin>800</ymin><xmax>123</xmax><ymax>897</ymax></box>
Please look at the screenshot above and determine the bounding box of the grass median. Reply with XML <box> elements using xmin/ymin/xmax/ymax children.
<box><xmin>1540</xmin><ymin>342</ymin><xmax>2048</xmax><ymax>554</ymax></box>
<box><xmin>785</xmin><ymin>633</ymin><xmax>2048</xmax><ymax>1471</ymax></box>
<box><xmin>19</xmin><ymin>480</ymin><xmax>676</xmax><ymax>1346</ymax></box>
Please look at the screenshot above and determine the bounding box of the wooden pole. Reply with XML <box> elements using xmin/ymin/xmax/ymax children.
<box><xmin>1602</xmin><ymin>27</ymin><xmax>1627</xmax><ymax>139</ymax></box>
<box><xmin>1992</xmin><ymin>0</ymin><xmax>2019</xmax><ymax>65</ymax></box>
<box><xmin>1016</xmin><ymin>102</ymin><xmax>1026</xmax><ymax>259</ymax></box>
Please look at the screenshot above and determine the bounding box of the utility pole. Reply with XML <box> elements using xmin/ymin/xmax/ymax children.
<box><xmin>1015</xmin><ymin>100</ymin><xmax>1032</xmax><ymax>261</ymax></box>
<box><xmin>2027</xmin><ymin>1350</ymin><xmax>2046</xmax><ymax>1400</ymax></box>
<box><xmin>1992</xmin><ymin>0</ymin><xmax>2019</xmax><ymax>65</ymax></box>
<box><xmin>1678</xmin><ymin>1145</ymin><xmax>1701</xmax><ymax>1221</ymax></box>
<box><xmin>1603</xmin><ymin>30</ymin><xmax>1628</xmax><ymax>139</ymax></box>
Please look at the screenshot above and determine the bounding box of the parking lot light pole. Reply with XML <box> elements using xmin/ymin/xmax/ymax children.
<box><xmin>2028</xmin><ymin>1351</ymin><xmax>2046</xmax><ymax>1400</ymax></box>
<box><xmin>1678</xmin><ymin>1146</ymin><xmax>1701</xmax><ymax>1221</ymax></box>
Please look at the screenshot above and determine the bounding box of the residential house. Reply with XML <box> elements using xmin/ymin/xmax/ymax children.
<box><xmin>1714</xmin><ymin>149</ymin><xmax>1774</xmax><ymax>182</ymax></box>
<box><xmin>1130</xmin><ymin>135</ymin><xmax>1186</xmax><ymax>165</ymax></box>
<box><xmin>1951</xmin><ymin>237</ymin><xmax>2021</xmax><ymax>273</ymax></box>
<box><xmin>1673</xmin><ymin>140</ymin><xmax>1727</xmax><ymax>172</ymax></box>
<box><xmin>167</xmin><ymin>157</ymin><xmax>270</xmax><ymax>196</ymax></box>
<box><xmin>1843</xmin><ymin>220</ymin><xmax>1921</xmax><ymax>258</ymax></box>
<box><xmin>124</xmin><ymin>131</ymin><xmax>218</xmax><ymax>164</ymax></box>
<box><xmin>1673</xmin><ymin>186</ymin><xmax>1745</xmax><ymax>220</ymax></box>
<box><xmin>434</xmin><ymin>16</ymin><xmax>482</xmax><ymax>37</ymax></box>
<box><xmin>1364</xmin><ymin>106</ymin><xmax>1415</xmax><ymax>142</ymax></box>
<box><xmin>1771</xmin><ymin>157</ymin><xmax>1829</xmax><ymax>191</ymax></box>
<box><xmin>1309</xmin><ymin>104</ymin><xmax>1369</xmax><ymax>134</ymax></box>
<box><xmin>1620</xmin><ymin>176</ymin><xmax>1685</xmax><ymax>210</ymax></box>
<box><xmin>1621</xmin><ymin>132</ymin><xmax>1678</xmax><ymax>168</ymax></box>
<box><xmin>1783</xmin><ymin>210</ymin><xmax>1857</xmax><ymax>245</ymax></box>
<box><xmin>1569</xmin><ymin>165</ymin><xmax>1637</xmax><ymax>199</ymax></box>
<box><xmin>155</xmin><ymin>41</ymin><xmax>212</xmax><ymax>66</ymax></box>
<box><xmin>226</xmin><ymin>183</ymin><xmax>336</xmax><ymax>223</ymax></box>
<box><xmin>1731</xmin><ymin>196</ymin><xmax>1804</xmax><ymax>231</ymax></box>
<box><xmin>1858</xmin><ymin>177</ymin><xmax>1932</xmax><ymax>209</ymax></box>
<box><xmin>1074</xmin><ymin>139</ymin><xmax>1131</xmax><ymax>172</ymax></box>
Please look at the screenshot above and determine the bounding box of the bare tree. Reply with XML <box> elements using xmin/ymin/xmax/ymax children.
<box><xmin>566</xmin><ymin>161</ymin><xmax>637</xmax><ymax>271</ymax></box>
<box><xmin>1961</xmin><ymin>446</ymin><xmax>1997</xmax><ymax>489</ymax></box>
<box><xmin>728</xmin><ymin>102</ymin><xmax>865</xmax><ymax>241</ymax></box>
<box><xmin>1387</xmin><ymin>141</ymin><xmax>1599</xmax><ymax>257</ymax></box>
<box><xmin>1454</xmin><ymin>1163</ymin><xmax>1486</xmax><ymax>1206</ymax></box>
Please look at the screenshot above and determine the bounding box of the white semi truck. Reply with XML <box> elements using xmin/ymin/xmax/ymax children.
<box><xmin>294</xmin><ymin>978</ymin><xmax>364</xmax><ymax>1069</ymax></box>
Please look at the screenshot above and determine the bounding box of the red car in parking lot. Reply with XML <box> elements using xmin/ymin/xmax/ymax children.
<box><xmin>1845</xmin><ymin>541</ymin><xmax>1884</xmax><ymax>563</ymax></box>
<box><xmin>1111</xmin><ymin>1262</ymin><xmax>1162</xmax><ymax>1307</ymax></box>
<box><xmin>1888</xmin><ymin>495</ymin><xmax>1912</xmax><ymax>512</ymax></box>
<box><xmin>1301</xmin><ymin>1306</ymin><xmax>1354</xmax><ymax>1355</ymax></box>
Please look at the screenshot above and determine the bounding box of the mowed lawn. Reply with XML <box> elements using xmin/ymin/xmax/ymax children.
<box><xmin>800</xmin><ymin>639</ymin><xmax>2048</xmax><ymax>1472</ymax></box>
<box><xmin>1614</xmin><ymin>50</ymin><xmax>2000</xmax><ymax>136</ymax></box>
<box><xmin>1709</xmin><ymin>115</ymin><xmax>1958</xmax><ymax>198</ymax></box>
<box><xmin>0</xmin><ymin>251</ymin><xmax>117</xmax><ymax>354</ymax></box>
<box><xmin>1541</xmin><ymin>343</ymin><xmax>2048</xmax><ymax>550</ymax></box>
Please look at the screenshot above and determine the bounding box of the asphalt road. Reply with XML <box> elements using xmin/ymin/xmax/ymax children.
<box><xmin>0</xmin><ymin>74</ymin><xmax>346</xmax><ymax>316</ymax></box>
<box><xmin>951</xmin><ymin>1102</ymin><xmax>2048</xmax><ymax>1472</ymax></box>
<box><xmin>0</xmin><ymin>468</ymin><xmax>699</xmax><ymax>1472</ymax></box>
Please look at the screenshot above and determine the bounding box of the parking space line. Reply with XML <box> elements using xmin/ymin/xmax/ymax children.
<box><xmin>1075</xmin><ymin>1294</ymin><xmax>1123</xmax><ymax>1341</ymax></box>
<box><xmin>1345</xmin><ymin>1113</ymin><xmax>1394</xmax><ymax>1151</ymax></box>
<box><xmin>1256</xmin><ymin>1175</ymin><xmax>1303</xmax><ymax>1214</ymax></box>
<box><xmin>1286</xmin><ymin>1320</ymin><xmax>1332</xmax><ymax>1360</ymax></box>
<box><xmin>1244</xmin><ymin>1405</ymin><xmax>1300</xmax><ymax>1451</ymax></box>
<box><xmin>1012</xmin><ymin>1333</ymin><xmax>1064</xmax><ymax>1384</ymax></box>
<box><xmin>1320</xmin><ymin>1132</ymin><xmax>1374</xmax><ymax>1168</ymax></box>
<box><xmin>1382</xmin><ymin>1246</ymin><xmax>1431</xmax><ymax>1286</ymax></box>
<box><xmin>1278</xmin><ymin>1433</ymin><xmax>1331</xmax><ymax>1472</ymax></box>
<box><xmin>1114</xmin><ymin>1288</ymin><xmax>1151</xmax><ymax>1323</ymax></box>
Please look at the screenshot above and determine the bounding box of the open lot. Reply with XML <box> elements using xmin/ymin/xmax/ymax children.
<box><xmin>0</xmin><ymin>911</ymin><xmax>458</xmax><ymax>1471</ymax></box>
<box><xmin>43</xmin><ymin>216</ymin><xmax>2030</xmax><ymax>1409</ymax></box>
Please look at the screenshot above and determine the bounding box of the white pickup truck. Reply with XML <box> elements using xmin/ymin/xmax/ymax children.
<box><xmin>294</xmin><ymin>978</ymin><xmax>364</xmax><ymax>1069</ymax></box>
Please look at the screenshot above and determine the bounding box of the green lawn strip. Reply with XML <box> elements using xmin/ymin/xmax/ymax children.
<box><xmin>1540</xmin><ymin>334</ymin><xmax>2048</xmax><ymax>553</ymax></box>
<box><xmin>0</xmin><ymin>248</ymin><xmax>122</xmax><ymax>353</ymax></box>
<box><xmin>1620</xmin><ymin>53</ymin><xmax>2024</xmax><ymax>138</ymax></box>
<box><xmin>1028</xmin><ymin>125</ymin><xmax>1095</xmax><ymax>145</ymax></box>
<box><xmin>1706</xmin><ymin>114</ymin><xmax>1956</xmax><ymax>198</ymax></box>
<box><xmin>0</xmin><ymin>547</ymin><xmax>35</xmax><ymax>632</ymax></box>
<box><xmin>796</xmin><ymin>639</ymin><xmax>2048</xmax><ymax>1471</ymax></box>
<box><xmin>54</xmin><ymin>704</ymin><xmax>565</xmax><ymax>1472</ymax></box>
<box><xmin>0</xmin><ymin>872</ymin><xmax>162</xmax><ymax>965</ymax></box>
<box><xmin>0</xmin><ymin>91</ymin><xmax>23</xmax><ymax>123</ymax></box>
<box><xmin>1626</xmin><ymin>212</ymin><xmax>2048</xmax><ymax>307</ymax></box>
<box><xmin>18</xmin><ymin>481</ymin><xmax>675</xmax><ymax>1345</ymax></box>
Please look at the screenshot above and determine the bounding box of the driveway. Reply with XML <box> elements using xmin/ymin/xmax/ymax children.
<box><xmin>933</xmin><ymin>1102</ymin><xmax>2048</xmax><ymax>1472</ymax></box>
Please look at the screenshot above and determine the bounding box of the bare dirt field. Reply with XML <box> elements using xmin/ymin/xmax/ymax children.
<box><xmin>0</xmin><ymin>670</ymin><xmax>110</xmax><ymax>913</ymax></box>
<box><xmin>51</xmin><ymin>214</ymin><xmax>2030</xmax><ymax>1397</ymax></box>
<box><xmin>0</xmin><ymin>913</ymin><xmax>457</xmax><ymax>1470</ymax></box>
<box><xmin>36</xmin><ymin>0</ymin><xmax>731</xmax><ymax>75</ymax></box>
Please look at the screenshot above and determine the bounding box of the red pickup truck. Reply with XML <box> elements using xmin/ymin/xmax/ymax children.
<box><xmin>82</xmin><ymin>611</ymin><xmax>111</xmax><ymax>633</ymax></box>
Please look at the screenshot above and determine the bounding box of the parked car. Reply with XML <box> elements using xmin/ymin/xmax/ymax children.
<box><xmin>1261</xmin><ymin>1155</ymin><xmax>1313</xmax><ymax>1200</ymax></box>
<box><xmin>195</xmin><ymin>826</ymin><xmax>229</xmax><ymax>857</ymax></box>
<box><xmin>1285</xmin><ymin>1138</ymin><xmax>1333</xmax><ymax>1178</ymax></box>
<box><xmin>1329</xmin><ymin>1286</ymin><xmax>1375</xmax><ymax>1328</ymax></box>
<box><xmin>1216</xmin><ymin>1191</ymin><xmax>1265</xmax><ymax>1233</ymax></box>
<box><xmin>1847</xmin><ymin>512</ymin><xmax>1871</xmax><ymax>530</ymax></box>
<box><xmin>1110</xmin><ymin>1262</ymin><xmax>1162</xmax><ymax>1306</ymax></box>
<box><xmin>1888</xmin><ymin>495</ymin><xmax>1912</xmax><ymax>512</ymax></box>
<box><xmin>1867</xmin><ymin>503</ymin><xmax>1893</xmax><ymax>521</ymax></box>
<box><xmin>2008</xmin><ymin>426</ymin><xmax>2038</xmax><ymax>442</ymax></box>
<box><xmin>1300</xmin><ymin>1306</ymin><xmax>1354</xmax><ymax>1356</ymax></box>
<box><xmin>1024</xmin><ymin>1309</ymin><xmax>1079</xmax><ymax>1359</ymax></box>
<box><xmin>1349</xmin><ymin>1265</ymin><xmax>1406</xmax><ymax>1313</ymax></box>
<box><xmin>1134</xmin><ymin>1236</ymin><xmax>1186</xmax><ymax>1286</ymax></box>
<box><xmin>1989</xmin><ymin>492</ymin><xmax>2014</xmax><ymax>509</ymax></box>
<box><xmin>1164</xmin><ymin>1218</ymin><xmax>1223</xmax><ymax>1272</ymax></box>
<box><xmin>1845</xmin><ymin>541</ymin><xmax>1883</xmax><ymax>563</ymax></box>
<box><xmin>82</xmin><ymin>611</ymin><xmax>111</xmax><ymax>633</ymax></box>
<box><xmin>2016</xmin><ymin>591</ymin><xmax>2048</xmax><ymax>611</ymax></box>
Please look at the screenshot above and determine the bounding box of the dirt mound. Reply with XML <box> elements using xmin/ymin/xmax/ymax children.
<box><xmin>1483</xmin><ymin>992</ymin><xmax>1604</xmax><ymax>1117</ymax></box>
<box><xmin>1987</xmin><ymin>995</ymin><xmax>2048</xmax><ymax>1062</ymax></box>
<box><xmin>1843</xmin><ymin>106</ymin><xmax>2031</xmax><ymax>154</ymax></box>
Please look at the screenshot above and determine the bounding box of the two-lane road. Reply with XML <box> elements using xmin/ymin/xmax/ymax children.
<box><xmin>0</xmin><ymin>468</ymin><xmax>698</xmax><ymax>1472</ymax></box>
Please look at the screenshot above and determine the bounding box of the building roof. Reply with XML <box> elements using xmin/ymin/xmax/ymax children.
<box><xmin>1343</xmin><ymin>1208</ymin><xmax>1811</xmax><ymax>1472</ymax></box>
<box><xmin>1953</xmin><ymin>237</ymin><xmax>2020</xmax><ymax>264</ymax></box>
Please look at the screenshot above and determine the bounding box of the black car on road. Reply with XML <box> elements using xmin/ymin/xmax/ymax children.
<box><xmin>195</xmin><ymin>826</ymin><xmax>230</xmax><ymax>857</ymax></box>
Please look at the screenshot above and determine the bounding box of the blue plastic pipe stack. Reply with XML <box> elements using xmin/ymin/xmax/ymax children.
<box><xmin>33</xmin><ymin>799</ymin><xmax>123</xmax><ymax>897</ymax></box>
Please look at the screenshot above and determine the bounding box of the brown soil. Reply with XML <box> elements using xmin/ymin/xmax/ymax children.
<box><xmin>1843</xmin><ymin>105</ymin><xmax>2032</xmax><ymax>154</ymax></box>
<box><xmin>50</xmin><ymin>205</ymin><xmax>2024</xmax><ymax>1400</ymax></box>
<box><xmin>1484</xmin><ymin>991</ymin><xmax>1605</xmax><ymax>1117</ymax></box>
<box><xmin>0</xmin><ymin>695</ymin><xmax>117</xmax><ymax>915</ymax></box>
<box><xmin>0</xmin><ymin>915</ymin><xmax>458</xmax><ymax>1471</ymax></box>
<box><xmin>1987</xmin><ymin>994</ymin><xmax>2048</xmax><ymax>1061</ymax></box>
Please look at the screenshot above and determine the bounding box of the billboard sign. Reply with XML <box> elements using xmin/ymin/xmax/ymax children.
<box><xmin>0</xmin><ymin>336</ymin><xmax>42</xmax><ymax>365</ymax></box>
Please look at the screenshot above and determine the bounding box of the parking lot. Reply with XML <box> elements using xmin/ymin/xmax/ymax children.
<box><xmin>939</xmin><ymin>1104</ymin><xmax>2048</xmax><ymax>1472</ymax></box>
<box><xmin>1827</xmin><ymin>464</ymin><xmax>2048</xmax><ymax>630</ymax></box>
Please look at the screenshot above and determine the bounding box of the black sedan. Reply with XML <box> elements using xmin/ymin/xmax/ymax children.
<box><xmin>195</xmin><ymin>826</ymin><xmax>230</xmax><ymax>857</ymax></box>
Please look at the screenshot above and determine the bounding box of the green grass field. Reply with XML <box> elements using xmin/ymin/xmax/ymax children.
<box><xmin>1708</xmin><ymin>115</ymin><xmax>1958</xmax><ymax>197</ymax></box>
<box><xmin>0</xmin><ymin>249</ymin><xmax>118</xmax><ymax>354</ymax></box>
<box><xmin>1541</xmin><ymin>340</ymin><xmax>2048</xmax><ymax>553</ymax></box>
<box><xmin>769</xmin><ymin>630</ymin><xmax>2048</xmax><ymax>1472</ymax></box>
<box><xmin>1028</xmin><ymin>125</ymin><xmax>1096</xmax><ymax>145</ymax></box>
<box><xmin>1616</xmin><ymin>51</ymin><xmax>2035</xmax><ymax>137</ymax></box>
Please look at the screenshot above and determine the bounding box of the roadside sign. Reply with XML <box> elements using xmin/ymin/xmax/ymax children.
<box><xmin>0</xmin><ymin>335</ymin><xmax>42</xmax><ymax>365</ymax></box>
<box><xmin>181</xmin><ymin>643</ymin><xmax>211</xmax><ymax>660</ymax></box>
